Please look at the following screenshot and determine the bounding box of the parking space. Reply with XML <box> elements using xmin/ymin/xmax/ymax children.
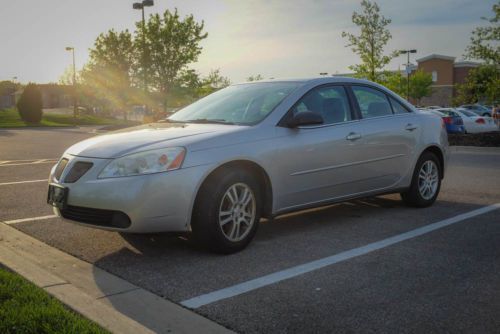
<box><xmin>1</xmin><ymin>127</ymin><xmax>499</xmax><ymax>333</ymax></box>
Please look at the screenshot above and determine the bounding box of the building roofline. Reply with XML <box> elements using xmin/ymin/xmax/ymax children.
<box><xmin>416</xmin><ymin>54</ymin><xmax>456</xmax><ymax>63</ymax></box>
<box><xmin>454</xmin><ymin>61</ymin><xmax>481</xmax><ymax>68</ymax></box>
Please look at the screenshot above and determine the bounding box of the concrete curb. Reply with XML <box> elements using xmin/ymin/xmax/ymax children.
<box><xmin>0</xmin><ymin>223</ymin><xmax>234</xmax><ymax>334</ymax></box>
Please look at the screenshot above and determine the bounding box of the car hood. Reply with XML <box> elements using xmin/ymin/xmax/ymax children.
<box><xmin>66</xmin><ymin>122</ymin><xmax>241</xmax><ymax>158</ymax></box>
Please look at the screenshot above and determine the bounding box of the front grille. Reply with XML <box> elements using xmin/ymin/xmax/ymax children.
<box><xmin>60</xmin><ymin>205</ymin><xmax>131</xmax><ymax>228</ymax></box>
<box><xmin>64</xmin><ymin>162</ymin><xmax>93</xmax><ymax>183</ymax></box>
<box><xmin>54</xmin><ymin>158</ymin><xmax>68</xmax><ymax>181</ymax></box>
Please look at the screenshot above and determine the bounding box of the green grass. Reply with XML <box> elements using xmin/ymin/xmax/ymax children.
<box><xmin>0</xmin><ymin>267</ymin><xmax>109</xmax><ymax>334</ymax></box>
<box><xmin>0</xmin><ymin>108</ymin><xmax>139</xmax><ymax>128</ymax></box>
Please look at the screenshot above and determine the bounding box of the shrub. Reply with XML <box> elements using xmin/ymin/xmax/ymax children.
<box><xmin>17</xmin><ymin>83</ymin><xmax>43</xmax><ymax>123</ymax></box>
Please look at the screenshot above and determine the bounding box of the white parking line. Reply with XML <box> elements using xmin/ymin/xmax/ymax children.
<box><xmin>2</xmin><ymin>215</ymin><xmax>58</xmax><ymax>225</ymax></box>
<box><xmin>0</xmin><ymin>159</ymin><xmax>58</xmax><ymax>167</ymax></box>
<box><xmin>181</xmin><ymin>203</ymin><xmax>500</xmax><ymax>309</ymax></box>
<box><xmin>0</xmin><ymin>158</ymin><xmax>57</xmax><ymax>162</ymax></box>
<box><xmin>0</xmin><ymin>179</ymin><xmax>47</xmax><ymax>186</ymax></box>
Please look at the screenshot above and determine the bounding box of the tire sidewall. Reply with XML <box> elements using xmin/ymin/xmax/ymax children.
<box><xmin>192</xmin><ymin>168</ymin><xmax>261</xmax><ymax>253</ymax></box>
<box><xmin>407</xmin><ymin>152</ymin><xmax>442</xmax><ymax>207</ymax></box>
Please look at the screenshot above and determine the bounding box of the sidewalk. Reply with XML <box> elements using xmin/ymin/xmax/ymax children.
<box><xmin>0</xmin><ymin>223</ymin><xmax>233</xmax><ymax>334</ymax></box>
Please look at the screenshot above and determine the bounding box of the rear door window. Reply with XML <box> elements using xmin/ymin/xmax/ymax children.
<box><xmin>389</xmin><ymin>97</ymin><xmax>410</xmax><ymax>114</ymax></box>
<box><xmin>351</xmin><ymin>86</ymin><xmax>392</xmax><ymax>119</ymax></box>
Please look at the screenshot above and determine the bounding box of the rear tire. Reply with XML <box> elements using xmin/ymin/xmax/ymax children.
<box><xmin>401</xmin><ymin>152</ymin><xmax>441</xmax><ymax>208</ymax></box>
<box><xmin>191</xmin><ymin>168</ymin><xmax>261</xmax><ymax>254</ymax></box>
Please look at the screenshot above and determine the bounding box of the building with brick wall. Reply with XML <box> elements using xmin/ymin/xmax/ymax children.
<box><xmin>416</xmin><ymin>54</ymin><xmax>479</xmax><ymax>107</ymax></box>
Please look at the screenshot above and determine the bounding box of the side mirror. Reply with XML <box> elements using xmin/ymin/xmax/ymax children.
<box><xmin>287</xmin><ymin>111</ymin><xmax>324</xmax><ymax>128</ymax></box>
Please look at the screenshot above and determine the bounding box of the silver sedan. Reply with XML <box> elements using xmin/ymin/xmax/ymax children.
<box><xmin>48</xmin><ymin>77</ymin><xmax>449</xmax><ymax>253</ymax></box>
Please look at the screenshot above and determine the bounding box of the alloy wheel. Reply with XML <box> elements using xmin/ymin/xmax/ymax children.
<box><xmin>218</xmin><ymin>183</ymin><xmax>256</xmax><ymax>242</ymax></box>
<box><xmin>418</xmin><ymin>160</ymin><xmax>439</xmax><ymax>200</ymax></box>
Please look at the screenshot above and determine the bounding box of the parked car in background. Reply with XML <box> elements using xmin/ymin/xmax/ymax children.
<box><xmin>425</xmin><ymin>109</ymin><xmax>464</xmax><ymax>134</ymax></box>
<box><xmin>459</xmin><ymin>104</ymin><xmax>492</xmax><ymax>117</ymax></box>
<box><xmin>452</xmin><ymin>108</ymin><xmax>498</xmax><ymax>133</ymax></box>
<box><xmin>47</xmin><ymin>77</ymin><xmax>449</xmax><ymax>253</ymax></box>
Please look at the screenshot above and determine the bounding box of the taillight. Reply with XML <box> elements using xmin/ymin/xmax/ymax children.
<box><xmin>475</xmin><ymin>118</ymin><xmax>485</xmax><ymax>124</ymax></box>
<box><xmin>443</xmin><ymin>116</ymin><xmax>452</xmax><ymax>124</ymax></box>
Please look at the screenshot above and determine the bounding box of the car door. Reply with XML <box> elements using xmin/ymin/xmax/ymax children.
<box><xmin>271</xmin><ymin>84</ymin><xmax>369</xmax><ymax>211</ymax></box>
<box><xmin>347</xmin><ymin>85</ymin><xmax>420</xmax><ymax>192</ymax></box>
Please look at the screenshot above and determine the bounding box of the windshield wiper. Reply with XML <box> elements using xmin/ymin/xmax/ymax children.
<box><xmin>159</xmin><ymin>119</ymin><xmax>186</xmax><ymax>123</ymax></box>
<box><xmin>184</xmin><ymin>118</ymin><xmax>236</xmax><ymax>125</ymax></box>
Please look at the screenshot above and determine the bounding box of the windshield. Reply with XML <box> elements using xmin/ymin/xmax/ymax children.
<box><xmin>169</xmin><ymin>82</ymin><xmax>299</xmax><ymax>125</ymax></box>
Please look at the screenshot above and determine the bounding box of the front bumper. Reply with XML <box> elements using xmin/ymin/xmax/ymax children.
<box><xmin>49</xmin><ymin>155</ymin><xmax>211</xmax><ymax>233</ymax></box>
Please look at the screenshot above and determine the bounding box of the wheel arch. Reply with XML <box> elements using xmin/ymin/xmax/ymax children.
<box><xmin>192</xmin><ymin>159</ymin><xmax>274</xmax><ymax>221</ymax></box>
<box><xmin>419</xmin><ymin>145</ymin><xmax>445</xmax><ymax>178</ymax></box>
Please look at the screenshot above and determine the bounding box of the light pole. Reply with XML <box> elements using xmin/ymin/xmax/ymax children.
<box><xmin>399</xmin><ymin>49</ymin><xmax>417</xmax><ymax>101</ymax></box>
<box><xmin>133</xmin><ymin>0</ymin><xmax>154</xmax><ymax>93</ymax></box>
<box><xmin>65</xmin><ymin>46</ymin><xmax>77</xmax><ymax>120</ymax></box>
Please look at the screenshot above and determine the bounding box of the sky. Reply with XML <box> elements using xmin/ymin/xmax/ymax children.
<box><xmin>0</xmin><ymin>0</ymin><xmax>496</xmax><ymax>84</ymax></box>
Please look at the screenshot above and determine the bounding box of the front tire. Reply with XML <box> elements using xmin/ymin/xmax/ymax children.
<box><xmin>191</xmin><ymin>168</ymin><xmax>261</xmax><ymax>254</ymax></box>
<box><xmin>401</xmin><ymin>152</ymin><xmax>441</xmax><ymax>208</ymax></box>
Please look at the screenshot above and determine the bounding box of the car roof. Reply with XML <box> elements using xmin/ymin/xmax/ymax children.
<box><xmin>234</xmin><ymin>76</ymin><xmax>382</xmax><ymax>86</ymax></box>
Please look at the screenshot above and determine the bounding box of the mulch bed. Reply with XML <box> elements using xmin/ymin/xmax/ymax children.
<box><xmin>448</xmin><ymin>131</ymin><xmax>500</xmax><ymax>147</ymax></box>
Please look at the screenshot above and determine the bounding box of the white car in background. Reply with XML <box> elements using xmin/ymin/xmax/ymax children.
<box><xmin>453</xmin><ymin>108</ymin><xmax>498</xmax><ymax>133</ymax></box>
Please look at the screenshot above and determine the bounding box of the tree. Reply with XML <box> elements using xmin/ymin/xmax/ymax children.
<box><xmin>409</xmin><ymin>70</ymin><xmax>433</xmax><ymax>105</ymax></box>
<box><xmin>197</xmin><ymin>69</ymin><xmax>231</xmax><ymax>96</ymax></box>
<box><xmin>454</xmin><ymin>65</ymin><xmax>500</xmax><ymax>105</ymax></box>
<box><xmin>138</xmin><ymin>8</ymin><xmax>208</xmax><ymax>109</ymax></box>
<box><xmin>0</xmin><ymin>80</ymin><xmax>18</xmax><ymax>96</ymax></box>
<box><xmin>169</xmin><ymin>69</ymin><xmax>230</xmax><ymax>106</ymax></box>
<box><xmin>81</xmin><ymin>29</ymin><xmax>135</xmax><ymax>111</ymax></box>
<box><xmin>342</xmin><ymin>0</ymin><xmax>397</xmax><ymax>82</ymax></box>
<box><xmin>17</xmin><ymin>83</ymin><xmax>43</xmax><ymax>123</ymax></box>
<box><xmin>203</xmin><ymin>69</ymin><xmax>231</xmax><ymax>90</ymax></box>
<box><xmin>457</xmin><ymin>2</ymin><xmax>500</xmax><ymax>105</ymax></box>
<box><xmin>246</xmin><ymin>74</ymin><xmax>263</xmax><ymax>82</ymax></box>
<box><xmin>464</xmin><ymin>1</ymin><xmax>499</xmax><ymax>66</ymax></box>
<box><xmin>381</xmin><ymin>70</ymin><xmax>432</xmax><ymax>104</ymax></box>
<box><xmin>58</xmin><ymin>65</ymin><xmax>80</xmax><ymax>86</ymax></box>
<box><xmin>382</xmin><ymin>71</ymin><xmax>405</xmax><ymax>96</ymax></box>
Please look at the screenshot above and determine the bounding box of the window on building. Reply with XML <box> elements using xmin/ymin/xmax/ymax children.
<box><xmin>432</xmin><ymin>71</ymin><xmax>438</xmax><ymax>82</ymax></box>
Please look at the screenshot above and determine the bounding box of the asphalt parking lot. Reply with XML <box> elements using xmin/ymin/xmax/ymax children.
<box><xmin>1</xmin><ymin>127</ymin><xmax>500</xmax><ymax>333</ymax></box>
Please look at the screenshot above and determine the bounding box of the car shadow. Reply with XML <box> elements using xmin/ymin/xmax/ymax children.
<box><xmin>90</xmin><ymin>196</ymin><xmax>485</xmax><ymax>331</ymax></box>
<box><xmin>104</xmin><ymin>196</ymin><xmax>407</xmax><ymax>258</ymax></box>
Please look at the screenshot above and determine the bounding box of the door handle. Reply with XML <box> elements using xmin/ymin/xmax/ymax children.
<box><xmin>346</xmin><ymin>132</ymin><xmax>362</xmax><ymax>141</ymax></box>
<box><xmin>405</xmin><ymin>123</ymin><xmax>418</xmax><ymax>131</ymax></box>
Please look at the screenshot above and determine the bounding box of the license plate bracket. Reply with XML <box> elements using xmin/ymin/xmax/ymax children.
<box><xmin>47</xmin><ymin>183</ymin><xmax>68</xmax><ymax>209</ymax></box>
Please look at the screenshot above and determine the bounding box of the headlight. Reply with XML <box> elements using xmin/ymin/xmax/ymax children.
<box><xmin>98</xmin><ymin>147</ymin><xmax>186</xmax><ymax>178</ymax></box>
